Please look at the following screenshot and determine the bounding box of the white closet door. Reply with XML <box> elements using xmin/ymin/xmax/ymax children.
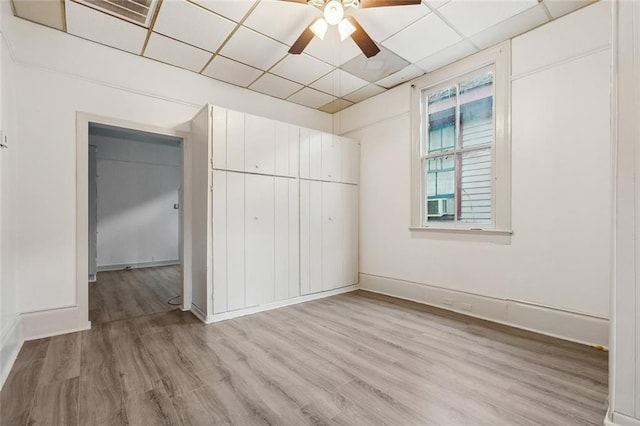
<box><xmin>309</xmin><ymin>180</ymin><xmax>323</xmax><ymax>293</ymax></box>
<box><xmin>300</xmin><ymin>179</ymin><xmax>310</xmax><ymax>295</ymax></box>
<box><xmin>212</xmin><ymin>107</ymin><xmax>227</xmax><ymax>170</ymax></box>
<box><xmin>245</xmin><ymin>174</ymin><xmax>275</xmax><ymax>307</ymax></box>
<box><xmin>342</xmin><ymin>184</ymin><xmax>359</xmax><ymax>286</ymax></box>
<box><xmin>245</xmin><ymin>114</ymin><xmax>276</xmax><ymax>175</ymax></box>
<box><xmin>212</xmin><ymin>170</ymin><xmax>227</xmax><ymax>314</ymax></box>
<box><xmin>322</xmin><ymin>182</ymin><xmax>342</xmax><ymax>290</ymax></box>
<box><xmin>322</xmin><ymin>133</ymin><xmax>342</xmax><ymax>182</ymax></box>
<box><xmin>300</xmin><ymin>128</ymin><xmax>310</xmax><ymax>179</ymax></box>
<box><xmin>274</xmin><ymin>177</ymin><xmax>290</xmax><ymax>301</ymax></box>
<box><xmin>227</xmin><ymin>172</ymin><xmax>245</xmax><ymax>311</ymax></box>
<box><xmin>275</xmin><ymin>122</ymin><xmax>290</xmax><ymax>177</ymax></box>
<box><xmin>288</xmin><ymin>125</ymin><xmax>300</xmax><ymax>179</ymax></box>
<box><xmin>288</xmin><ymin>179</ymin><xmax>300</xmax><ymax>298</ymax></box>
<box><xmin>309</xmin><ymin>131</ymin><xmax>323</xmax><ymax>180</ymax></box>
<box><xmin>227</xmin><ymin>110</ymin><xmax>245</xmax><ymax>173</ymax></box>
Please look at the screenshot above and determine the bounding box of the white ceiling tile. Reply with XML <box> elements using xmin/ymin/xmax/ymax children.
<box><xmin>219</xmin><ymin>26</ymin><xmax>289</xmax><ymax>70</ymax></box>
<box><xmin>439</xmin><ymin>0</ymin><xmax>539</xmax><ymax>37</ymax></box>
<box><xmin>270</xmin><ymin>54</ymin><xmax>334</xmax><ymax>85</ymax></box>
<box><xmin>343</xmin><ymin>84</ymin><xmax>386</xmax><ymax>103</ymax></box>
<box><xmin>304</xmin><ymin>26</ymin><xmax>362</xmax><ymax>67</ymax></box>
<box><xmin>349</xmin><ymin>3</ymin><xmax>430</xmax><ymax>42</ymax></box>
<box><xmin>415</xmin><ymin>40</ymin><xmax>477</xmax><ymax>72</ymax></box>
<box><xmin>375</xmin><ymin>64</ymin><xmax>424</xmax><ymax>89</ymax></box>
<box><xmin>381</xmin><ymin>13</ymin><xmax>462</xmax><ymax>62</ymax></box>
<box><xmin>153</xmin><ymin>0</ymin><xmax>236</xmax><ymax>53</ymax></box>
<box><xmin>249</xmin><ymin>73</ymin><xmax>303</xmax><ymax>99</ymax></box>
<box><xmin>144</xmin><ymin>33</ymin><xmax>212</xmax><ymax>72</ymax></box>
<box><xmin>65</xmin><ymin>1</ymin><xmax>147</xmax><ymax>54</ymax></box>
<box><xmin>341</xmin><ymin>46</ymin><xmax>409</xmax><ymax>83</ymax></box>
<box><xmin>189</xmin><ymin>0</ymin><xmax>257</xmax><ymax>22</ymax></box>
<box><xmin>288</xmin><ymin>88</ymin><xmax>337</xmax><ymax>109</ymax></box>
<box><xmin>202</xmin><ymin>55</ymin><xmax>263</xmax><ymax>87</ymax></box>
<box><xmin>424</xmin><ymin>0</ymin><xmax>451</xmax><ymax>9</ymax></box>
<box><xmin>543</xmin><ymin>0</ymin><xmax>597</xmax><ymax>19</ymax></box>
<box><xmin>310</xmin><ymin>69</ymin><xmax>369</xmax><ymax>97</ymax></box>
<box><xmin>244</xmin><ymin>0</ymin><xmax>321</xmax><ymax>46</ymax></box>
<box><xmin>14</xmin><ymin>0</ymin><xmax>64</xmax><ymax>30</ymax></box>
<box><xmin>319</xmin><ymin>98</ymin><xmax>353</xmax><ymax>114</ymax></box>
<box><xmin>469</xmin><ymin>4</ymin><xmax>549</xmax><ymax>49</ymax></box>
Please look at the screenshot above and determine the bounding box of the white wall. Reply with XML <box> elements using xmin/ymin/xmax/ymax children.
<box><xmin>336</xmin><ymin>1</ymin><xmax>611</xmax><ymax>346</ymax></box>
<box><xmin>0</xmin><ymin>13</ymin><xmax>331</xmax><ymax>333</ymax></box>
<box><xmin>91</xmin><ymin>135</ymin><xmax>181</xmax><ymax>269</ymax></box>
<box><xmin>0</xmin><ymin>0</ymin><xmax>22</xmax><ymax>387</ymax></box>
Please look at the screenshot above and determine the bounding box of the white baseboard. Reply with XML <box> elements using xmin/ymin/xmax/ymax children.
<box><xmin>21</xmin><ymin>306</ymin><xmax>91</xmax><ymax>341</ymax></box>
<box><xmin>97</xmin><ymin>259</ymin><xmax>180</xmax><ymax>272</ymax></box>
<box><xmin>0</xmin><ymin>317</ymin><xmax>23</xmax><ymax>390</ymax></box>
<box><xmin>194</xmin><ymin>285</ymin><xmax>359</xmax><ymax>324</ymax></box>
<box><xmin>607</xmin><ymin>411</ymin><xmax>640</xmax><ymax>426</ymax></box>
<box><xmin>359</xmin><ymin>274</ymin><xmax>609</xmax><ymax>348</ymax></box>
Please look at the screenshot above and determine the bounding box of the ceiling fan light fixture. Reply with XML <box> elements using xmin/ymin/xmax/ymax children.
<box><xmin>324</xmin><ymin>0</ymin><xmax>344</xmax><ymax>25</ymax></box>
<box><xmin>338</xmin><ymin>18</ymin><xmax>356</xmax><ymax>41</ymax></box>
<box><xmin>310</xmin><ymin>18</ymin><xmax>328</xmax><ymax>40</ymax></box>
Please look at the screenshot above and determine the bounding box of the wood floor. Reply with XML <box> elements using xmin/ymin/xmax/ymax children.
<box><xmin>1</xmin><ymin>291</ymin><xmax>608</xmax><ymax>425</ymax></box>
<box><xmin>89</xmin><ymin>265</ymin><xmax>181</xmax><ymax>324</ymax></box>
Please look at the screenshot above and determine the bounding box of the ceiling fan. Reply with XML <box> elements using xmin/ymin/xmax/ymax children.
<box><xmin>282</xmin><ymin>0</ymin><xmax>422</xmax><ymax>58</ymax></box>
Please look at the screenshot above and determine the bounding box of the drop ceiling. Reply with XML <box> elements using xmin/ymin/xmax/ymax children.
<box><xmin>11</xmin><ymin>0</ymin><xmax>596</xmax><ymax>113</ymax></box>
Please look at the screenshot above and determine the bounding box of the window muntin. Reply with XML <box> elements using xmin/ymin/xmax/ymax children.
<box><xmin>421</xmin><ymin>68</ymin><xmax>494</xmax><ymax>226</ymax></box>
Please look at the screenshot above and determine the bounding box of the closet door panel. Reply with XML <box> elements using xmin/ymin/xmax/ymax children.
<box><xmin>342</xmin><ymin>184</ymin><xmax>359</xmax><ymax>286</ymax></box>
<box><xmin>299</xmin><ymin>180</ymin><xmax>310</xmax><ymax>295</ymax></box>
<box><xmin>288</xmin><ymin>179</ymin><xmax>300</xmax><ymax>298</ymax></box>
<box><xmin>322</xmin><ymin>182</ymin><xmax>342</xmax><ymax>291</ymax></box>
<box><xmin>227</xmin><ymin>172</ymin><xmax>245</xmax><ymax>311</ymax></box>
<box><xmin>340</xmin><ymin>138</ymin><xmax>360</xmax><ymax>184</ymax></box>
<box><xmin>300</xmin><ymin>128</ymin><xmax>310</xmax><ymax>179</ymax></box>
<box><xmin>227</xmin><ymin>110</ymin><xmax>245</xmax><ymax>173</ymax></box>
<box><xmin>275</xmin><ymin>122</ymin><xmax>290</xmax><ymax>177</ymax></box>
<box><xmin>309</xmin><ymin>180</ymin><xmax>323</xmax><ymax>294</ymax></box>
<box><xmin>245</xmin><ymin>174</ymin><xmax>275</xmax><ymax>307</ymax></box>
<box><xmin>321</xmin><ymin>133</ymin><xmax>342</xmax><ymax>182</ymax></box>
<box><xmin>309</xmin><ymin>131</ymin><xmax>323</xmax><ymax>180</ymax></box>
<box><xmin>212</xmin><ymin>107</ymin><xmax>227</xmax><ymax>170</ymax></box>
<box><xmin>212</xmin><ymin>171</ymin><xmax>228</xmax><ymax>314</ymax></box>
<box><xmin>288</xmin><ymin>126</ymin><xmax>300</xmax><ymax>178</ymax></box>
<box><xmin>245</xmin><ymin>114</ymin><xmax>276</xmax><ymax>175</ymax></box>
<box><xmin>274</xmin><ymin>177</ymin><xmax>290</xmax><ymax>302</ymax></box>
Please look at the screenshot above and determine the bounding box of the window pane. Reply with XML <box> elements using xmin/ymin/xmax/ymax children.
<box><xmin>426</xmin><ymin>85</ymin><xmax>457</xmax><ymax>155</ymax></box>
<box><xmin>458</xmin><ymin>149</ymin><xmax>492</xmax><ymax>224</ymax></box>
<box><xmin>425</xmin><ymin>156</ymin><xmax>455</xmax><ymax>223</ymax></box>
<box><xmin>460</xmin><ymin>71</ymin><xmax>494</xmax><ymax>149</ymax></box>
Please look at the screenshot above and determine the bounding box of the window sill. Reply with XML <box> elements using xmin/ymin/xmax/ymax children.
<box><xmin>409</xmin><ymin>227</ymin><xmax>513</xmax><ymax>236</ymax></box>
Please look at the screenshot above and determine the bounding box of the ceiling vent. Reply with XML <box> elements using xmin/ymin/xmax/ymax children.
<box><xmin>76</xmin><ymin>0</ymin><xmax>159</xmax><ymax>26</ymax></box>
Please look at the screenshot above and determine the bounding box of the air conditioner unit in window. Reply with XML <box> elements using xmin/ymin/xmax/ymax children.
<box><xmin>427</xmin><ymin>198</ymin><xmax>454</xmax><ymax>217</ymax></box>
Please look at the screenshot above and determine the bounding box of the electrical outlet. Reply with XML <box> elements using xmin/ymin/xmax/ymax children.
<box><xmin>443</xmin><ymin>297</ymin><xmax>454</xmax><ymax>306</ymax></box>
<box><xmin>461</xmin><ymin>303</ymin><xmax>473</xmax><ymax>312</ymax></box>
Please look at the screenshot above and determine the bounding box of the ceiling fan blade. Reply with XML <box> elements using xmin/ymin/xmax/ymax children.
<box><xmin>346</xmin><ymin>16</ymin><xmax>380</xmax><ymax>58</ymax></box>
<box><xmin>289</xmin><ymin>22</ymin><xmax>316</xmax><ymax>55</ymax></box>
<box><xmin>359</xmin><ymin>0</ymin><xmax>422</xmax><ymax>8</ymax></box>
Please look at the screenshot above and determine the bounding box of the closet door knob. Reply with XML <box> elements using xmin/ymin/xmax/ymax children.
<box><xmin>254</xmin><ymin>216</ymin><xmax>259</xmax><ymax>221</ymax></box>
<box><xmin>255</xmin><ymin>164</ymin><xmax>259</xmax><ymax>169</ymax></box>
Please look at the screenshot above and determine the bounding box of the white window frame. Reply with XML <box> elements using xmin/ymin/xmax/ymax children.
<box><xmin>410</xmin><ymin>42</ymin><xmax>512</xmax><ymax>236</ymax></box>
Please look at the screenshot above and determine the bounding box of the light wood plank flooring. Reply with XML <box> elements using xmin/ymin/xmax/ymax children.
<box><xmin>89</xmin><ymin>265</ymin><xmax>181</xmax><ymax>324</ymax></box>
<box><xmin>1</xmin><ymin>291</ymin><xmax>608</xmax><ymax>425</ymax></box>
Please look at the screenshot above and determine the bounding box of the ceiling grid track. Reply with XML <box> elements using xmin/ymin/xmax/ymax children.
<box><xmin>140</xmin><ymin>0</ymin><xmax>162</xmax><ymax>56</ymax></box>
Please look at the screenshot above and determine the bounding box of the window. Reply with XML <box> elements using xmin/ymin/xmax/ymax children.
<box><xmin>410</xmin><ymin>42</ymin><xmax>511</xmax><ymax>234</ymax></box>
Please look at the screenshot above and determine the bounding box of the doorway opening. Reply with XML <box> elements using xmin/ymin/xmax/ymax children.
<box><xmin>87</xmin><ymin>122</ymin><xmax>184</xmax><ymax>324</ymax></box>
